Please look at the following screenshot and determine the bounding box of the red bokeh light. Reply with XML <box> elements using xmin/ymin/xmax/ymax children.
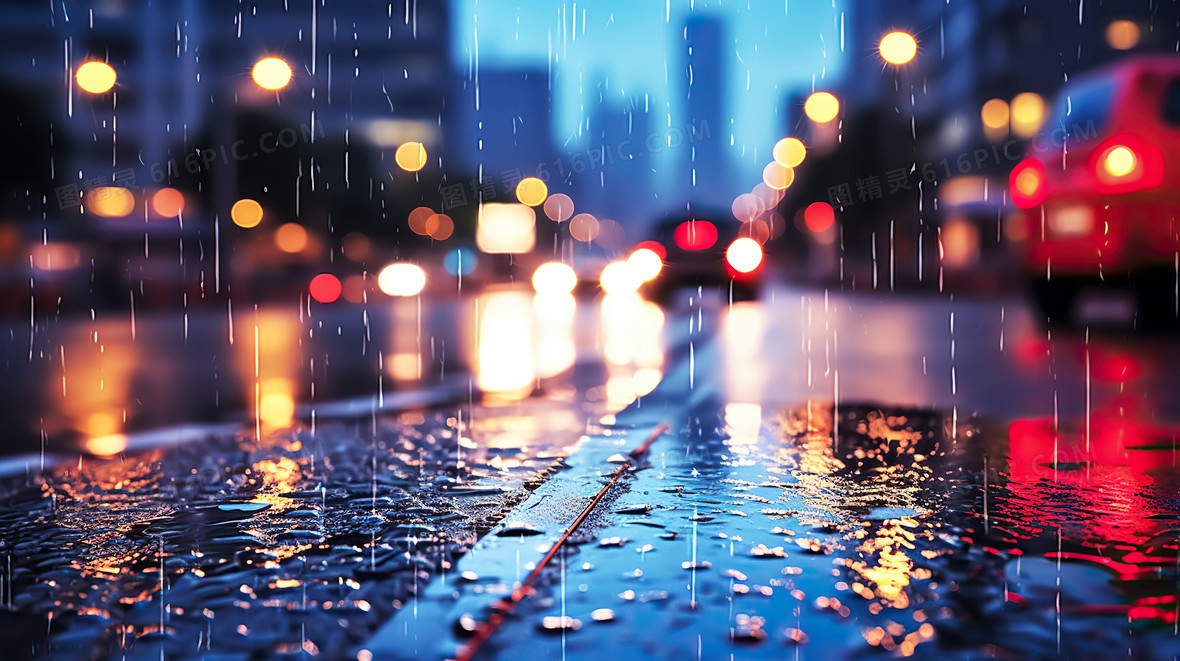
<box><xmin>803</xmin><ymin>202</ymin><xmax>835</xmax><ymax>233</ymax></box>
<box><xmin>309</xmin><ymin>273</ymin><xmax>342</xmax><ymax>303</ymax></box>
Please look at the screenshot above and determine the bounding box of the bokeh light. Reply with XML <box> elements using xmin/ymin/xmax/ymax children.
<box><xmin>879</xmin><ymin>31</ymin><xmax>918</xmax><ymax>64</ymax></box>
<box><xmin>568</xmin><ymin>213</ymin><xmax>600</xmax><ymax>242</ymax></box>
<box><xmin>1106</xmin><ymin>20</ymin><xmax>1140</xmax><ymax>50</ymax></box>
<box><xmin>444</xmin><ymin>248</ymin><xmax>478</xmax><ymax>276</ymax></box>
<box><xmin>76</xmin><ymin>61</ymin><xmax>116</xmax><ymax>94</ymax></box>
<box><xmin>251</xmin><ymin>57</ymin><xmax>292</xmax><ymax>90</ymax></box>
<box><xmin>86</xmin><ymin>187</ymin><xmax>136</xmax><ymax>217</ymax></box>
<box><xmin>599</xmin><ymin>262</ymin><xmax>641</xmax><ymax>295</ymax></box>
<box><xmin>275</xmin><ymin>223</ymin><xmax>308</xmax><ymax>253</ymax></box>
<box><xmin>732</xmin><ymin>193</ymin><xmax>766</xmax><ymax>223</ymax></box>
<box><xmin>395</xmin><ymin>142</ymin><xmax>428</xmax><ymax>172</ymax></box>
<box><xmin>425</xmin><ymin>213</ymin><xmax>454</xmax><ymax>240</ymax></box>
<box><xmin>804</xmin><ymin>92</ymin><xmax>840</xmax><ymax>123</ymax></box>
<box><xmin>762</xmin><ymin>162</ymin><xmax>795</xmax><ymax>190</ymax></box>
<box><xmin>1104</xmin><ymin>146</ymin><xmax>1135</xmax><ymax>176</ymax></box>
<box><xmin>627</xmin><ymin>248</ymin><xmax>663</xmax><ymax>281</ymax></box>
<box><xmin>1010</xmin><ymin>92</ymin><xmax>1046</xmax><ymax>138</ymax></box>
<box><xmin>803</xmin><ymin>202</ymin><xmax>836</xmax><ymax>233</ymax></box>
<box><xmin>532</xmin><ymin>262</ymin><xmax>578</xmax><ymax>295</ymax></box>
<box><xmin>981</xmin><ymin>98</ymin><xmax>1010</xmax><ymax>129</ymax></box>
<box><xmin>773</xmin><ymin>137</ymin><xmax>806</xmax><ymax>168</ymax></box>
<box><xmin>543</xmin><ymin>193</ymin><xmax>574</xmax><ymax>222</ymax></box>
<box><xmin>408</xmin><ymin>206</ymin><xmax>434</xmax><ymax>235</ymax></box>
<box><xmin>515</xmin><ymin>177</ymin><xmax>549</xmax><ymax>206</ymax></box>
<box><xmin>341</xmin><ymin>232</ymin><xmax>371</xmax><ymax>261</ymax></box>
<box><xmin>309</xmin><ymin>273</ymin><xmax>342</xmax><ymax>303</ymax></box>
<box><xmin>726</xmin><ymin>238</ymin><xmax>763</xmax><ymax>273</ymax></box>
<box><xmin>231</xmin><ymin>199</ymin><xmax>264</xmax><ymax>228</ymax></box>
<box><xmin>378</xmin><ymin>263</ymin><xmax>427</xmax><ymax>296</ymax></box>
<box><xmin>151</xmin><ymin>188</ymin><xmax>185</xmax><ymax>217</ymax></box>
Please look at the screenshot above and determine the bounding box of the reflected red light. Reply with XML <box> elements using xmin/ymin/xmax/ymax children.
<box><xmin>673</xmin><ymin>220</ymin><xmax>717</xmax><ymax>250</ymax></box>
<box><xmin>633</xmin><ymin>240</ymin><xmax>667</xmax><ymax>260</ymax></box>
<box><xmin>803</xmin><ymin>202</ymin><xmax>835</xmax><ymax>233</ymax></box>
<box><xmin>309</xmin><ymin>273</ymin><xmax>342</xmax><ymax>303</ymax></box>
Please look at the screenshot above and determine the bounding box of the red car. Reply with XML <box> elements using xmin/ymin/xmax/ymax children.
<box><xmin>1009</xmin><ymin>55</ymin><xmax>1180</xmax><ymax>325</ymax></box>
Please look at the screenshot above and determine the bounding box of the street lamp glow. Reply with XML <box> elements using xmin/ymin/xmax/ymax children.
<box><xmin>378</xmin><ymin>263</ymin><xmax>427</xmax><ymax>296</ymax></box>
<box><xmin>804</xmin><ymin>92</ymin><xmax>840</xmax><ymax>123</ymax></box>
<box><xmin>879</xmin><ymin>32</ymin><xmax>918</xmax><ymax>65</ymax></box>
<box><xmin>231</xmin><ymin>199</ymin><xmax>264</xmax><ymax>228</ymax></box>
<box><xmin>515</xmin><ymin>177</ymin><xmax>549</xmax><ymax>206</ymax></box>
<box><xmin>251</xmin><ymin>57</ymin><xmax>292</xmax><ymax>90</ymax></box>
<box><xmin>532</xmin><ymin>262</ymin><xmax>578</xmax><ymax>295</ymax></box>
<box><xmin>76</xmin><ymin>61</ymin><xmax>117</xmax><ymax>94</ymax></box>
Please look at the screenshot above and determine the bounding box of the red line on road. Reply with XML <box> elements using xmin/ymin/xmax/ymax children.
<box><xmin>453</xmin><ymin>422</ymin><xmax>669</xmax><ymax>661</ymax></box>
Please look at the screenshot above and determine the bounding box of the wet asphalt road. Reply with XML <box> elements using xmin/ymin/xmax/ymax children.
<box><xmin>1</xmin><ymin>283</ymin><xmax>1179</xmax><ymax>659</ymax></box>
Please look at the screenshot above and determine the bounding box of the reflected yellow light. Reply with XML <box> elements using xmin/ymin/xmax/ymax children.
<box><xmin>252</xmin><ymin>57</ymin><xmax>292</xmax><ymax>90</ymax></box>
<box><xmin>231</xmin><ymin>199</ymin><xmax>263</xmax><ymax>228</ymax></box>
<box><xmin>633</xmin><ymin>368</ymin><xmax>663</xmax><ymax>396</ymax></box>
<box><xmin>534</xmin><ymin>292</ymin><xmax>577</xmax><ymax>378</ymax></box>
<box><xmin>478</xmin><ymin>292</ymin><xmax>536</xmax><ymax>399</ymax></box>
<box><xmin>151</xmin><ymin>188</ymin><xmax>185</xmax><ymax>217</ymax></box>
<box><xmin>725</xmin><ymin>403</ymin><xmax>763</xmax><ymax>446</ymax></box>
<box><xmin>389</xmin><ymin>352</ymin><xmax>422</xmax><ymax>381</ymax></box>
<box><xmin>86</xmin><ymin>434</ymin><xmax>127</xmax><ymax>457</ymax></box>
<box><xmin>377</xmin><ymin>263</ymin><xmax>427</xmax><ymax>296</ymax></box>
<box><xmin>1106</xmin><ymin>20</ymin><xmax>1140</xmax><ymax>50</ymax></box>
<box><xmin>76</xmin><ymin>61</ymin><xmax>116</xmax><ymax>94</ymax></box>
<box><xmin>259</xmin><ymin>390</ymin><xmax>295</xmax><ymax>429</ymax></box>
<box><xmin>879</xmin><ymin>31</ymin><xmax>917</xmax><ymax>64</ymax></box>
<box><xmin>804</xmin><ymin>92</ymin><xmax>840</xmax><ymax>123</ymax></box>
<box><xmin>1104</xmin><ymin>146</ymin><xmax>1135</xmax><ymax>176</ymax></box>
<box><xmin>762</xmin><ymin>162</ymin><xmax>795</xmax><ymax>190</ymax></box>
<box><xmin>532</xmin><ymin>262</ymin><xmax>578</xmax><ymax>295</ymax></box>
<box><xmin>395</xmin><ymin>142</ymin><xmax>428</xmax><ymax>172</ymax></box>
<box><xmin>274</xmin><ymin>223</ymin><xmax>308</xmax><ymax>253</ymax></box>
<box><xmin>627</xmin><ymin>248</ymin><xmax>663</xmax><ymax>281</ymax></box>
<box><xmin>1010</xmin><ymin>92</ymin><xmax>1045</xmax><ymax>138</ymax></box>
<box><xmin>981</xmin><ymin>98</ymin><xmax>1009</xmax><ymax>130</ymax></box>
<box><xmin>726</xmin><ymin>238</ymin><xmax>763</xmax><ymax>273</ymax></box>
<box><xmin>477</xmin><ymin>203</ymin><xmax>536</xmax><ymax>253</ymax></box>
<box><xmin>773</xmin><ymin>137</ymin><xmax>806</xmax><ymax>168</ymax></box>
<box><xmin>600</xmin><ymin>261</ymin><xmax>641</xmax><ymax>295</ymax></box>
<box><xmin>941</xmin><ymin>217</ymin><xmax>980</xmax><ymax>269</ymax></box>
<box><xmin>515</xmin><ymin>177</ymin><xmax>549</xmax><ymax>206</ymax></box>
<box><xmin>86</xmin><ymin>187</ymin><xmax>136</xmax><ymax>217</ymax></box>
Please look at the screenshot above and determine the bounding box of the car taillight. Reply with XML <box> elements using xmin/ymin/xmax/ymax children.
<box><xmin>673</xmin><ymin>220</ymin><xmax>718</xmax><ymax>250</ymax></box>
<box><xmin>1009</xmin><ymin>158</ymin><xmax>1045</xmax><ymax>209</ymax></box>
<box><xmin>726</xmin><ymin>238</ymin><xmax>763</xmax><ymax>273</ymax></box>
<box><xmin>1094</xmin><ymin>136</ymin><xmax>1164</xmax><ymax>194</ymax></box>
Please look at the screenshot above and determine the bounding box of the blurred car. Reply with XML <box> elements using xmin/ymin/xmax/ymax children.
<box><xmin>638</xmin><ymin>212</ymin><xmax>765</xmax><ymax>304</ymax></box>
<box><xmin>1008</xmin><ymin>55</ymin><xmax>1180</xmax><ymax>324</ymax></box>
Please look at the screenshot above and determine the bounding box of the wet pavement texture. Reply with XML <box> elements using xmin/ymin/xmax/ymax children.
<box><xmin>3</xmin><ymin>287</ymin><xmax>1180</xmax><ymax>660</ymax></box>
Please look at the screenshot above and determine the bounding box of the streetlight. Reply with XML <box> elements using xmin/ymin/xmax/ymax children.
<box><xmin>251</xmin><ymin>57</ymin><xmax>292</xmax><ymax>90</ymax></box>
<box><xmin>76</xmin><ymin>61</ymin><xmax>117</xmax><ymax>94</ymax></box>
<box><xmin>804</xmin><ymin>92</ymin><xmax>840</xmax><ymax>123</ymax></box>
<box><xmin>879</xmin><ymin>31</ymin><xmax>918</xmax><ymax>65</ymax></box>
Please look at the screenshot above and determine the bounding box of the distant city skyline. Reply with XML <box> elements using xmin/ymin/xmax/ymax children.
<box><xmin>452</xmin><ymin>0</ymin><xmax>848</xmax><ymax>208</ymax></box>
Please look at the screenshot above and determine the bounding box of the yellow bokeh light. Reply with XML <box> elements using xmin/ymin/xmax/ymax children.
<box><xmin>627</xmin><ymin>248</ymin><xmax>663</xmax><ymax>282</ymax></box>
<box><xmin>599</xmin><ymin>262</ymin><xmax>641</xmax><ymax>295</ymax></box>
<box><xmin>879</xmin><ymin>31</ymin><xmax>918</xmax><ymax>65</ymax></box>
<box><xmin>86</xmin><ymin>187</ymin><xmax>136</xmax><ymax>217</ymax></box>
<box><xmin>395</xmin><ymin>142</ymin><xmax>428</xmax><ymax>172</ymax></box>
<box><xmin>762</xmin><ymin>162</ymin><xmax>795</xmax><ymax>190</ymax></box>
<box><xmin>980</xmin><ymin>98</ymin><xmax>1010</xmax><ymax>130</ymax></box>
<box><xmin>274</xmin><ymin>223</ymin><xmax>308</xmax><ymax>253</ymax></box>
<box><xmin>773</xmin><ymin>137</ymin><xmax>806</xmax><ymax>168</ymax></box>
<box><xmin>1104</xmin><ymin>146</ymin><xmax>1135</xmax><ymax>176</ymax></box>
<box><xmin>251</xmin><ymin>57</ymin><xmax>292</xmax><ymax>90</ymax></box>
<box><xmin>231</xmin><ymin>199</ymin><xmax>264</xmax><ymax>228</ymax></box>
<box><xmin>1106</xmin><ymin>20</ymin><xmax>1140</xmax><ymax>50</ymax></box>
<box><xmin>1010</xmin><ymin>92</ymin><xmax>1045</xmax><ymax>138</ymax></box>
<box><xmin>1014</xmin><ymin>169</ymin><xmax>1041</xmax><ymax>196</ymax></box>
<box><xmin>377</xmin><ymin>263</ymin><xmax>427</xmax><ymax>296</ymax></box>
<box><xmin>532</xmin><ymin>262</ymin><xmax>578</xmax><ymax>295</ymax></box>
<box><xmin>515</xmin><ymin>177</ymin><xmax>549</xmax><ymax>206</ymax></box>
<box><xmin>76</xmin><ymin>61</ymin><xmax>116</xmax><ymax>94</ymax></box>
<box><xmin>804</xmin><ymin>92</ymin><xmax>840</xmax><ymax>123</ymax></box>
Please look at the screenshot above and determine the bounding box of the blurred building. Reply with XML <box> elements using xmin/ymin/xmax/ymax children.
<box><xmin>573</xmin><ymin>80</ymin><xmax>657</xmax><ymax>230</ymax></box>
<box><xmin>680</xmin><ymin>15</ymin><xmax>732</xmax><ymax>207</ymax></box>
<box><xmin>454</xmin><ymin>68</ymin><xmax>557</xmax><ymax>189</ymax></box>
